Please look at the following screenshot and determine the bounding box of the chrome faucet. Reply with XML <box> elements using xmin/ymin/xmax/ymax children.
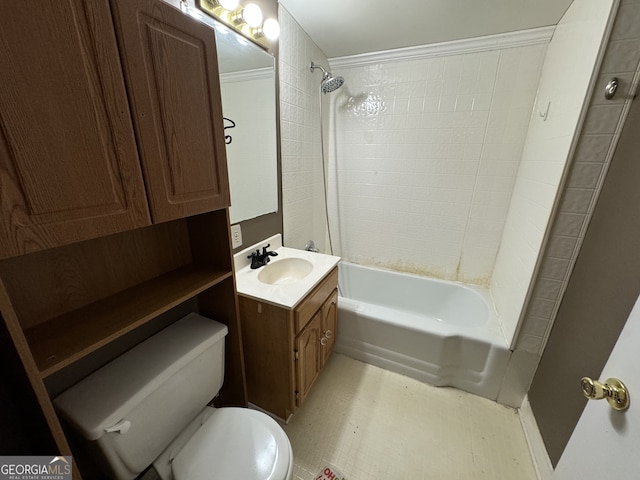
<box><xmin>248</xmin><ymin>244</ymin><xmax>278</xmax><ymax>269</ymax></box>
<box><xmin>304</xmin><ymin>240</ymin><xmax>319</xmax><ymax>253</ymax></box>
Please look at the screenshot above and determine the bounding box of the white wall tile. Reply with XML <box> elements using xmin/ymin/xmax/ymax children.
<box><xmin>324</xmin><ymin>43</ymin><xmax>546</xmax><ymax>283</ymax></box>
<box><xmin>505</xmin><ymin>0</ymin><xmax>640</xmax><ymax>360</ymax></box>
<box><xmin>491</xmin><ymin>0</ymin><xmax>615</xmax><ymax>346</ymax></box>
<box><xmin>279</xmin><ymin>7</ymin><xmax>330</xmax><ymax>251</ymax></box>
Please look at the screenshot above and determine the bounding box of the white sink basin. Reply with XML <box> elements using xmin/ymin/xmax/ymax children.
<box><xmin>258</xmin><ymin>258</ymin><xmax>313</xmax><ymax>285</ymax></box>
<box><xmin>234</xmin><ymin>234</ymin><xmax>340</xmax><ymax>308</ymax></box>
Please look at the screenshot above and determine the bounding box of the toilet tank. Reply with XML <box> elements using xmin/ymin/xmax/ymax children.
<box><xmin>54</xmin><ymin>313</ymin><xmax>228</xmax><ymax>480</ymax></box>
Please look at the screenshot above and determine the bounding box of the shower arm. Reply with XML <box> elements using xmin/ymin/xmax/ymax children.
<box><xmin>310</xmin><ymin>62</ymin><xmax>328</xmax><ymax>75</ymax></box>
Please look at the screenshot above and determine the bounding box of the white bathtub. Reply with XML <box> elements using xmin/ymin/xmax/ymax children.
<box><xmin>335</xmin><ymin>262</ymin><xmax>511</xmax><ymax>400</ymax></box>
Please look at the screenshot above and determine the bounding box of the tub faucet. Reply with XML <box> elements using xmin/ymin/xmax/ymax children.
<box><xmin>248</xmin><ymin>244</ymin><xmax>278</xmax><ymax>269</ymax></box>
<box><xmin>304</xmin><ymin>240</ymin><xmax>319</xmax><ymax>253</ymax></box>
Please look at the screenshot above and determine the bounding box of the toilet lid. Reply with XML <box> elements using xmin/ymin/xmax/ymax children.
<box><xmin>172</xmin><ymin>408</ymin><xmax>291</xmax><ymax>480</ymax></box>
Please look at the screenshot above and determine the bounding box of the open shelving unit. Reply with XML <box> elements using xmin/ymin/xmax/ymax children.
<box><xmin>25</xmin><ymin>265</ymin><xmax>232</xmax><ymax>377</ymax></box>
<box><xmin>0</xmin><ymin>209</ymin><xmax>247</xmax><ymax>473</ymax></box>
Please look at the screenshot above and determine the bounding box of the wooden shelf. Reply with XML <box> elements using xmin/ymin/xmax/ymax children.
<box><xmin>25</xmin><ymin>265</ymin><xmax>232</xmax><ymax>377</ymax></box>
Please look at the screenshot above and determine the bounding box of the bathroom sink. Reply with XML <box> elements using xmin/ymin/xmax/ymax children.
<box><xmin>235</xmin><ymin>235</ymin><xmax>341</xmax><ymax>307</ymax></box>
<box><xmin>258</xmin><ymin>258</ymin><xmax>313</xmax><ymax>285</ymax></box>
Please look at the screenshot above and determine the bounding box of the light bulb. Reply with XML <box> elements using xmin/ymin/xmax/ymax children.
<box><xmin>242</xmin><ymin>3</ymin><xmax>263</xmax><ymax>28</ymax></box>
<box><xmin>217</xmin><ymin>0</ymin><xmax>239</xmax><ymax>10</ymax></box>
<box><xmin>262</xmin><ymin>18</ymin><xmax>280</xmax><ymax>40</ymax></box>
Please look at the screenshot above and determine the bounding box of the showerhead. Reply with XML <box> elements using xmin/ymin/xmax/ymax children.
<box><xmin>310</xmin><ymin>61</ymin><xmax>344</xmax><ymax>94</ymax></box>
<box><xmin>321</xmin><ymin>75</ymin><xmax>345</xmax><ymax>94</ymax></box>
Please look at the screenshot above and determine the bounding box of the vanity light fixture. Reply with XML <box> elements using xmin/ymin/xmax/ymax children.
<box><xmin>197</xmin><ymin>0</ymin><xmax>278</xmax><ymax>48</ymax></box>
<box><xmin>216</xmin><ymin>0</ymin><xmax>239</xmax><ymax>9</ymax></box>
<box><xmin>197</xmin><ymin>0</ymin><xmax>238</xmax><ymax>19</ymax></box>
<box><xmin>241</xmin><ymin>3</ymin><xmax>263</xmax><ymax>27</ymax></box>
<box><xmin>252</xmin><ymin>17</ymin><xmax>280</xmax><ymax>41</ymax></box>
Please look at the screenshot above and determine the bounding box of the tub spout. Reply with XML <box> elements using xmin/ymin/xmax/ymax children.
<box><xmin>305</xmin><ymin>240</ymin><xmax>319</xmax><ymax>253</ymax></box>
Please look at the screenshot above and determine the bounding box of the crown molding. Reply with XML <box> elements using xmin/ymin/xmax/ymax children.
<box><xmin>329</xmin><ymin>26</ymin><xmax>555</xmax><ymax>69</ymax></box>
<box><xmin>220</xmin><ymin>66</ymin><xmax>273</xmax><ymax>83</ymax></box>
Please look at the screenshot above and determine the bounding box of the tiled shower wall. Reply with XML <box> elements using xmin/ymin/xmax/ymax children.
<box><xmin>515</xmin><ymin>0</ymin><xmax>638</xmax><ymax>360</ymax></box>
<box><xmin>499</xmin><ymin>0</ymin><xmax>640</xmax><ymax>410</ymax></box>
<box><xmin>492</xmin><ymin>0</ymin><xmax>617</xmax><ymax>348</ymax></box>
<box><xmin>279</xmin><ymin>7</ymin><xmax>330</xmax><ymax>251</ymax></box>
<box><xmin>327</xmin><ymin>36</ymin><xmax>548</xmax><ymax>285</ymax></box>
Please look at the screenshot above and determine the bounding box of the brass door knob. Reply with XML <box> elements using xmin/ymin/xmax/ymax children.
<box><xmin>581</xmin><ymin>377</ymin><xmax>630</xmax><ymax>411</ymax></box>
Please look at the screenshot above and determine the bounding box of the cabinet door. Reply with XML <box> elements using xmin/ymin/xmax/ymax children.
<box><xmin>111</xmin><ymin>0</ymin><xmax>230</xmax><ymax>223</ymax></box>
<box><xmin>321</xmin><ymin>289</ymin><xmax>338</xmax><ymax>366</ymax></box>
<box><xmin>295</xmin><ymin>310</ymin><xmax>322</xmax><ymax>406</ymax></box>
<box><xmin>0</xmin><ymin>1</ymin><xmax>151</xmax><ymax>259</ymax></box>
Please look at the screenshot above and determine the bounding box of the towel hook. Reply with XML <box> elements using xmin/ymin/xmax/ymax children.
<box><xmin>605</xmin><ymin>78</ymin><xmax>619</xmax><ymax>100</ymax></box>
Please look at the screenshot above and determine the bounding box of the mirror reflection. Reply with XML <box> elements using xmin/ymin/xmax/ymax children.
<box><xmin>214</xmin><ymin>25</ymin><xmax>278</xmax><ymax>223</ymax></box>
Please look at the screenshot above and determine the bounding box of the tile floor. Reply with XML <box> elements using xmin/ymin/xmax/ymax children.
<box><xmin>283</xmin><ymin>354</ymin><xmax>537</xmax><ymax>480</ymax></box>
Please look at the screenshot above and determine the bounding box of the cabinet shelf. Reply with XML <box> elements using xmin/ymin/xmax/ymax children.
<box><xmin>25</xmin><ymin>265</ymin><xmax>232</xmax><ymax>377</ymax></box>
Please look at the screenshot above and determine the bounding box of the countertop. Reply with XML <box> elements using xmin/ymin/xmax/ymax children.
<box><xmin>234</xmin><ymin>234</ymin><xmax>340</xmax><ymax>309</ymax></box>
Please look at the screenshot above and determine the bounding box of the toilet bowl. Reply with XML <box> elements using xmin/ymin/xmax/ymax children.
<box><xmin>158</xmin><ymin>407</ymin><xmax>292</xmax><ymax>480</ymax></box>
<box><xmin>54</xmin><ymin>313</ymin><xmax>293</xmax><ymax>480</ymax></box>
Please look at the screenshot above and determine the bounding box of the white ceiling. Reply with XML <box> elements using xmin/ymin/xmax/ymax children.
<box><xmin>278</xmin><ymin>0</ymin><xmax>574</xmax><ymax>58</ymax></box>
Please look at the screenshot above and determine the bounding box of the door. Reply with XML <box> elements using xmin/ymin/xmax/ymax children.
<box><xmin>296</xmin><ymin>310</ymin><xmax>322</xmax><ymax>406</ymax></box>
<box><xmin>0</xmin><ymin>0</ymin><xmax>151</xmax><ymax>259</ymax></box>
<box><xmin>321</xmin><ymin>289</ymin><xmax>338</xmax><ymax>366</ymax></box>
<box><xmin>111</xmin><ymin>0</ymin><xmax>230</xmax><ymax>223</ymax></box>
<box><xmin>554</xmin><ymin>291</ymin><xmax>640</xmax><ymax>477</ymax></box>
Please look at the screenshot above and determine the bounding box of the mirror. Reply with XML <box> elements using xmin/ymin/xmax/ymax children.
<box><xmin>214</xmin><ymin>25</ymin><xmax>278</xmax><ymax>223</ymax></box>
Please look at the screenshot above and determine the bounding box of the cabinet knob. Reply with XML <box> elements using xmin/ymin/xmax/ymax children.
<box><xmin>320</xmin><ymin>337</ymin><xmax>328</xmax><ymax>346</ymax></box>
<box><xmin>324</xmin><ymin>329</ymin><xmax>333</xmax><ymax>339</ymax></box>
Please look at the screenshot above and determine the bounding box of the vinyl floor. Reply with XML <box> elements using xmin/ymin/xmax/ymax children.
<box><xmin>282</xmin><ymin>353</ymin><xmax>537</xmax><ymax>480</ymax></box>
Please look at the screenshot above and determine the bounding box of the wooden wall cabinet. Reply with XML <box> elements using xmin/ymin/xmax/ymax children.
<box><xmin>0</xmin><ymin>1</ymin><xmax>243</xmax><ymax>477</ymax></box>
<box><xmin>239</xmin><ymin>267</ymin><xmax>338</xmax><ymax>420</ymax></box>
<box><xmin>111</xmin><ymin>0</ymin><xmax>230</xmax><ymax>224</ymax></box>
<box><xmin>0</xmin><ymin>0</ymin><xmax>151</xmax><ymax>259</ymax></box>
<box><xmin>0</xmin><ymin>0</ymin><xmax>229</xmax><ymax>259</ymax></box>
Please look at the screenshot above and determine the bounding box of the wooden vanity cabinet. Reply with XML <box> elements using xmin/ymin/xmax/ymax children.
<box><xmin>239</xmin><ymin>267</ymin><xmax>338</xmax><ymax>420</ymax></box>
<box><xmin>0</xmin><ymin>0</ymin><xmax>229</xmax><ymax>259</ymax></box>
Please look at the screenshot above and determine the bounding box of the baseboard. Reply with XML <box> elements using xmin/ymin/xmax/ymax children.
<box><xmin>247</xmin><ymin>402</ymin><xmax>292</xmax><ymax>425</ymax></box>
<box><xmin>519</xmin><ymin>395</ymin><xmax>553</xmax><ymax>480</ymax></box>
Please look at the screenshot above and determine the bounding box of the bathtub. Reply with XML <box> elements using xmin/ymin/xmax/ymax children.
<box><xmin>335</xmin><ymin>262</ymin><xmax>511</xmax><ymax>400</ymax></box>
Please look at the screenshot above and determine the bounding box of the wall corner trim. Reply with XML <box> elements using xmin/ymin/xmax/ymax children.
<box><xmin>328</xmin><ymin>26</ymin><xmax>555</xmax><ymax>69</ymax></box>
<box><xmin>519</xmin><ymin>395</ymin><xmax>554</xmax><ymax>480</ymax></box>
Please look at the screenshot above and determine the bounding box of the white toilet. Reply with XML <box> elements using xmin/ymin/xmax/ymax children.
<box><xmin>54</xmin><ymin>313</ymin><xmax>293</xmax><ymax>480</ymax></box>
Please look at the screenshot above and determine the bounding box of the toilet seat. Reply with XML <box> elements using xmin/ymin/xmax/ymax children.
<box><xmin>172</xmin><ymin>408</ymin><xmax>292</xmax><ymax>480</ymax></box>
